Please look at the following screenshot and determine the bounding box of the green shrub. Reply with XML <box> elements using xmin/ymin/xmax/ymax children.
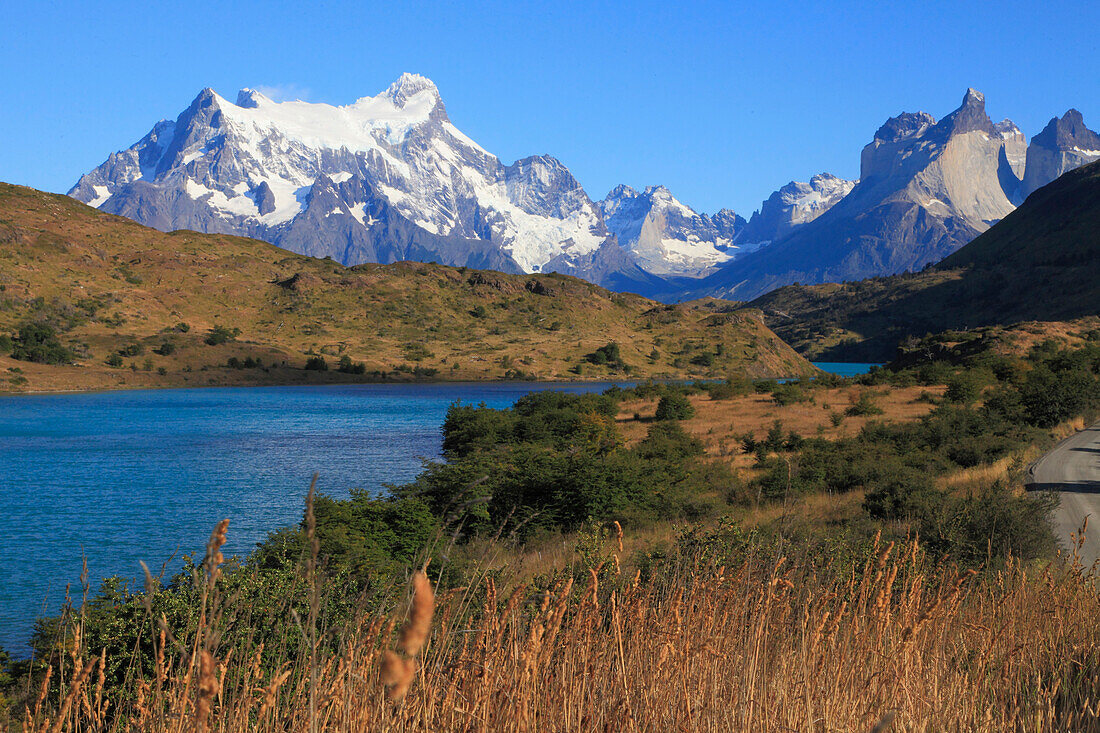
<box><xmin>845</xmin><ymin>391</ymin><xmax>884</xmax><ymax>416</ymax></box>
<box><xmin>655</xmin><ymin>393</ymin><xmax>695</xmax><ymax>421</ymax></box>
<box><xmin>204</xmin><ymin>325</ymin><xmax>240</xmax><ymax>345</ymax></box>
<box><xmin>944</xmin><ymin>372</ymin><xmax>983</xmax><ymax>404</ymax></box>
<box><xmin>689</xmin><ymin>351</ymin><xmax>715</xmax><ymax>368</ymax></box>
<box><xmin>585</xmin><ymin>342</ymin><xmax>624</xmax><ymax>368</ymax></box>
<box><xmin>154</xmin><ymin>341</ymin><xmax>176</xmax><ymax>356</ymax></box>
<box><xmin>105</xmin><ymin>353</ymin><xmax>123</xmax><ymax>368</ymax></box>
<box><xmin>304</xmin><ymin>356</ymin><xmax>328</xmax><ymax>371</ymax></box>
<box><xmin>771</xmin><ymin>382</ymin><xmax>810</xmax><ymax>406</ymax></box>
<box><xmin>10</xmin><ymin>322</ymin><xmax>74</xmax><ymax>364</ymax></box>
<box><xmin>338</xmin><ymin>355</ymin><xmax>366</xmax><ymax>374</ymax></box>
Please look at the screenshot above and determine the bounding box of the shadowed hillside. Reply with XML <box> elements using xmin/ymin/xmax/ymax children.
<box><xmin>0</xmin><ymin>183</ymin><xmax>813</xmax><ymax>392</ymax></box>
<box><xmin>750</xmin><ymin>160</ymin><xmax>1100</xmax><ymax>360</ymax></box>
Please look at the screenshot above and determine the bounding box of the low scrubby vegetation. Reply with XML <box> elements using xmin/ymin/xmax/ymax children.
<box><xmin>5</xmin><ymin>336</ymin><xmax>1100</xmax><ymax>729</ymax></box>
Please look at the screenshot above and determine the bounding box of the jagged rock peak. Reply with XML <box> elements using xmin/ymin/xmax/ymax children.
<box><xmin>938</xmin><ymin>87</ymin><xmax>996</xmax><ymax>137</ymax></box>
<box><xmin>874</xmin><ymin>111</ymin><xmax>937</xmax><ymax>143</ymax></box>
<box><xmin>1033</xmin><ymin>109</ymin><xmax>1100</xmax><ymax>150</ymax></box>
<box><xmin>994</xmin><ymin>118</ymin><xmax>1022</xmax><ymax>137</ymax></box>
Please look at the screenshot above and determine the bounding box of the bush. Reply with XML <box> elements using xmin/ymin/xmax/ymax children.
<box><xmin>118</xmin><ymin>342</ymin><xmax>144</xmax><ymax>357</ymax></box>
<box><xmin>585</xmin><ymin>342</ymin><xmax>624</xmax><ymax>368</ymax></box>
<box><xmin>338</xmin><ymin>355</ymin><xmax>366</xmax><ymax>374</ymax></box>
<box><xmin>204</xmin><ymin>325</ymin><xmax>240</xmax><ymax>346</ymax></box>
<box><xmin>922</xmin><ymin>484</ymin><xmax>1058</xmax><ymax>563</ymax></box>
<box><xmin>708</xmin><ymin>377</ymin><xmax>751</xmax><ymax>400</ymax></box>
<box><xmin>655</xmin><ymin>393</ymin><xmax>695</xmax><ymax>421</ymax></box>
<box><xmin>845</xmin><ymin>391</ymin><xmax>884</xmax><ymax>416</ymax></box>
<box><xmin>0</xmin><ymin>334</ymin><xmax>11</xmax><ymax>355</ymax></box>
<box><xmin>771</xmin><ymin>383</ymin><xmax>810</xmax><ymax>406</ymax></box>
<box><xmin>689</xmin><ymin>351</ymin><xmax>715</xmax><ymax>368</ymax></box>
<box><xmin>304</xmin><ymin>356</ymin><xmax>328</xmax><ymax>371</ymax></box>
<box><xmin>154</xmin><ymin>341</ymin><xmax>176</xmax><ymax>356</ymax></box>
<box><xmin>944</xmin><ymin>373</ymin><xmax>982</xmax><ymax>404</ymax></box>
<box><xmin>10</xmin><ymin>322</ymin><xmax>74</xmax><ymax>364</ymax></box>
<box><xmin>105</xmin><ymin>353</ymin><xmax>123</xmax><ymax>367</ymax></box>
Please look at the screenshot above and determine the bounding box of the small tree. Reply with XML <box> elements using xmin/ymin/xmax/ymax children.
<box><xmin>655</xmin><ymin>392</ymin><xmax>695</xmax><ymax>421</ymax></box>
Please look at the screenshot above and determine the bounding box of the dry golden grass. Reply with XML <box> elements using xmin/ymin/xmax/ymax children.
<box><xmin>14</xmin><ymin>519</ymin><xmax>1100</xmax><ymax>732</ymax></box>
<box><xmin>618</xmin><ymin>386</ymin><xmax>943</xmax><ymax>469</ymax></box>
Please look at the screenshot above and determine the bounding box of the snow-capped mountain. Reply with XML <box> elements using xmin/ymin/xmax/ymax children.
<box><xmin>596</xmin><ymin>185</ymin><xmax>746</xmax><ymax>277</ymax></box>
<box><xmin>735</xmin><ymin>173</ymin><xmax>856</xmax><ymax>247</ymax></box>
<box><xmin>70</xmin><ymin>74</ymin><xmax>662</xmax><ymax>291</ymax></box>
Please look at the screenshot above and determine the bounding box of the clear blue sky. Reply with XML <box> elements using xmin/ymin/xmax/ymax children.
<box><xmin>2</xmin><ymin>0</ymin><xmax>1098</xmax><ymax>216</ymax></box>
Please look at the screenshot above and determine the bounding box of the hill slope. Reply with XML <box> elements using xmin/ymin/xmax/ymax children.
<box><xmin>749</xmin><ymin>160</ymin><xmax>1100</xmax><ymax>360</ymax></box>
<box><xmin>0</xmin><ymin>183</ymin><xmax>813</xmax><ymax>393</ymax></box>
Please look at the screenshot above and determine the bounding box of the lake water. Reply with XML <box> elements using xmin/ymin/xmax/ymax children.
<box><xmin>0</xmin><ymin>362</ymin><xmax>874</xmax><ymax>654</ymax></box>
<box><xmin>813</xmin><ymin>362</ymin><xmax>881</xmax><ymax>377</ymax></box>
<box><xmin>0</xmin><ymin>381</ymin><xmax>625</xmax><ymax>654</ymax></box>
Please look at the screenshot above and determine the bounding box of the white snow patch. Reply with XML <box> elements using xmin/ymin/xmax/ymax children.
<box><xmin>181</xmin><ymin>150</ymin><xmax>204</xmax><ymax>165</ymax></box>
<box><xmin>330</xmin><ymin>172</ymin><xmax>354</xmax><ymax>183</ymax></box>
<box><xmin>88</xmin><ymin>185</ymin><xmax>111</xmax><ymax>208</ymax></box>
<box><xmin>348</xmin><ymin>202</ymin><xmax>368</xmax><ymax>225</ymax></box>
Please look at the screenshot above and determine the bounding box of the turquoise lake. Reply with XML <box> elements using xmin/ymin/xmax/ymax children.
<box><xmin>0</xmin><ymin>363</ymin><xmax>874</xmax><ymax>653</ymax></box>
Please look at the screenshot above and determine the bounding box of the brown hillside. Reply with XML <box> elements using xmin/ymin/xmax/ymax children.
<box><xmin>0</xmin><ymin>183</ymin><xmax>814</xmax><ymax>393</ymax></box>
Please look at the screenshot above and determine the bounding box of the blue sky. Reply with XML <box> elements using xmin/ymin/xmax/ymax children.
<box><xmin>2</xmin><ymin>0</ymin><xmax>1098</xmax><ymax>216</ymax></box>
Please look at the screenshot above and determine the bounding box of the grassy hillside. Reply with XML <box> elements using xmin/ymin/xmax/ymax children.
<box><xmin>0</xmin><ymin>183</ymin><xmax>814</xmax><ymax>393</ymax></box>
<box><xmin>749</xmin><ymin>160</ymin><xmax>1100</xmax><ymax>360</ymax></box>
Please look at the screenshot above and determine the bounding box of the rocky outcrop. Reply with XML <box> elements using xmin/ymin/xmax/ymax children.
<box><xmin>1020</xmin><ymin>110</ymin><xmax>1100</xmax><ymax>199</ymax></box>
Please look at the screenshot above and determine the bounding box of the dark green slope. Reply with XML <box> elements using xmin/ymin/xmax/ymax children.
<box><xmin>749</xmin><ymin>160</ymin><xmax>1100</xmax><ymax>361</ymax></box>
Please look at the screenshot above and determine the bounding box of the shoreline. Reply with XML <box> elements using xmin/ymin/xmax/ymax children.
<box><xmin>0</xmin><ymin>366</ymin><xmax>824</xmax><ymax>399</ymax></box>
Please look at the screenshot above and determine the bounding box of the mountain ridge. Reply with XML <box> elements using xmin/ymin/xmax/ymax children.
<box><xmin>687</xmin><ymin>89</ymin><xmax>1100</xmax><ymax>301</ymax></box>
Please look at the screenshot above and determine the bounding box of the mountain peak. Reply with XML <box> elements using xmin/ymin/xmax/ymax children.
<box><xmin>962</xmin><ymin>87</ymin><xmax>985</xmax><ymax>107</ymax></box>
<box><xmin>384</xmin><ymin>73</ymin><xmax>440</xmax><ymax>106</ymax></box>
<box><xmin>1031</xmin><ymin>109</ymin><xmax>1100</xmax><ymax>150</ymax></box>
<box><xmin>190</xmin><ymin>88</ymin><xmax>220</xmax><ymax>107</ymax></box>
<box><xmin>994</xmin><ymin>118</ymin><xmax>1022</xmax><ymax>137</ymax></box>
<box><xmin>938</xmin><ymin>87</ymin><xmax>996</xmax><ymax>137</ymax></box>
<box><xmin>235</xmin><ymin>88</ymin><xmax>271</xmax><ymax>109</ymax></box>
<box><xmin>606</xmin><ymin>184</ymin><xmax>638</xmax><ymax>201</ymax></box>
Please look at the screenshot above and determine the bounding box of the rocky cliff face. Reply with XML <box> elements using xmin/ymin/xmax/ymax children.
<box><xmin>1020</xmin><ymin>110</ymin><xmax>1100</xmax><ymax>199</ymax></box>
<box><xmin>690</xmin><ymin>89</ymin><xmax>1023</xmax><ymax>301</ymax></box>
<box><xmin>69</xmin><ymin>74</ymin><xmax>654</xmax><ymax>290</ymax></box>
<box><xmin>735</xmin><ymin>173</ymin><xmax>856</xmax><ymax>246</ymax></box>
<box><xmin>596</xmin><ymin>185</ymin><xmax>746</xmax><ymax>277</ymax></box>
